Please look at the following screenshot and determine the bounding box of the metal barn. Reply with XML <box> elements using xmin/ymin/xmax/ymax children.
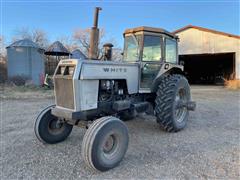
<box><xmin>174</xmin><ymin>25</ymin><xmax>240</xmax><ymax>84</ymax></box>
<box><xmin>71</xmin><ymin>49</ymin><xmax>86</xmax><ymax>59</ymax></box>
<box><xmin>6</xmin><ymin>39</ymin><xmax>45</xmax><ymax>85</ymax></box>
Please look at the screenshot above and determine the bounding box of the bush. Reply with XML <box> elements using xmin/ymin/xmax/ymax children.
<box><xmin>224</xmin><ymin>79</ymin><xmax>240</xmax><ymax>90</ymax></box>
<box><xmin>0</xmin><ymin>61</ymin><xmax>7</xmax><ymax>83</ymax></box>
<box><xmin>8</xmin><ymin>75</ymin><xmax>31</xmax><ymax>86</ymax></box>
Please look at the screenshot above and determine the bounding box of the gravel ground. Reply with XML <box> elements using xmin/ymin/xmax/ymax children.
<box><xmin>0</xmin><ymin>86</ymin><xmax>239</xmax><ymax>179</ymax></box>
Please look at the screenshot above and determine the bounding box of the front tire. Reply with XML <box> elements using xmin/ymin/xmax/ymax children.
<box><xmin>34</xmin><ymin>105</ymin><xmax>73</xmax><ymax>144</ymax></box>
<box><xmin>82</xmin><ymin>116</ymin><xmax>129</xmax><ymax>171</ymax></box>
<box><xmin>155</xmin><ymin>74</ymin><xmax>191</xmax><ymax>132</ymax></box>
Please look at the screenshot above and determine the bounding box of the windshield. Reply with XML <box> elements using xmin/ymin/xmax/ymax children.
<box><xmin>123</xmin><ymin>35</ymin><xmax>141</xmax><ymax>62</ymax></box>
<box><xmin>142</xmin><ymin>35</ymin><xmax>162</xmax><ymax>61</ymax></box>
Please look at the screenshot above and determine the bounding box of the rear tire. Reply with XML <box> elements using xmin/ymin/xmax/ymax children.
<box><xmin>155</xmin><ymin>74</ymin><xmax>191</xmax><ymax>132</ymax></box>
<box><xmin>82</xmin><ymin>116</ymin><xmax>129</xmax><ymax>171</ymax></box>
<box><xmin>34</xmin><ymin>105</ymin><xmax>73</xmax><ymax>144</ymax></box>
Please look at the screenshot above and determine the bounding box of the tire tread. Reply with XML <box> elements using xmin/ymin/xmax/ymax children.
<box><xmin>155</xmin><ymin>74</ymin><xmax>187</xmax><ymax>132</ymax></box>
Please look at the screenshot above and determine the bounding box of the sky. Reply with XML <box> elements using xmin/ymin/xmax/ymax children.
<box><xmin>1</xmin><ymin>0</ymin><xmax>240</xmax><ymax>48</ymax></box>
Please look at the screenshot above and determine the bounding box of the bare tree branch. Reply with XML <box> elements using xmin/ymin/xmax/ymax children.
<box><xmin>73</xmin><ymin>28</ymin><xmax>106</xmax><ymax>58</ymax></box>
<box><xmin>57</xmin><ymin>35</ymin><xmax>78</xmax><ymax>52</ymax></box>
<box><xmin>12</xmin><ymin>27</ymin><xmax>49</xmax><ymax>48</ymax></box>
<box><xmin>0</xmin><ymin>35</ymin><xmax>6</xmax><ymax>59</ymax></box>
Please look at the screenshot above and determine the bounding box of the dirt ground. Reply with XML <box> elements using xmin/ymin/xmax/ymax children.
<box><xmin>0</xmin><ymin>86</ymin><xmax>239</xmax><ymax>179</ymax></box>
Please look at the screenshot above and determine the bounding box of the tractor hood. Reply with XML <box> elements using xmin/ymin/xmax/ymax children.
<box><xmin>53</xmin><ymin>59</ymin><xmax>139</xmax><ymax>112</ymax></box>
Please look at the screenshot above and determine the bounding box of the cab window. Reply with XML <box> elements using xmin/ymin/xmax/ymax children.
<box><xmin>142</xmin><ymin>35</ymin><xmax>162</xmax><ymax>61</ymax></box>
<box><xmin>165</xmin><ymin>38</ymin><xmax>177</xmax><ymax>63</ymax></box>
<box><xmin>123</xmin><ymin>35</ymin><xmax>141</xmax><ymax>62</ymax></box>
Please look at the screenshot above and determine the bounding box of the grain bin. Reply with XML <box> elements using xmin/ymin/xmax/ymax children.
<box><xmin>6</xmin><ymin>39</ymin><xmax>45</xmax><ymax>85</ymax></box>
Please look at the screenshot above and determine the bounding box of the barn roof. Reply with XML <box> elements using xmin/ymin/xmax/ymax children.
<box><xmin>6</xmin><ymin>38</ymin><xmax>42</xmax><ymax>49</ymax></box>
<box><xmin>45</xmin><ymin>41</ymin><xmax>70</xmax><ymax>56</ymax></box>
<box><xmin>173</xmin><ymin>25</ymin><xmax>240</xmax><ymax>39</ymax></box>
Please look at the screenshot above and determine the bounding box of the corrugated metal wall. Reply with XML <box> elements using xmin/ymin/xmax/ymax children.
<box><xmin>31</xmin><ymin>48</ymin><xmax>45</xmax><ymax>84</ymax></box>
<box><xmin>7</xmin><ymin>46</ymin><xmax>45</xmax><ymax>85</ymax></box>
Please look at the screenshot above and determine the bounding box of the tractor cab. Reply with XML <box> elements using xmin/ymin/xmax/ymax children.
<box><xmin>123</xmin><ymin>26</ymin><xmax>179</xmax><ymax>88</ymax></box>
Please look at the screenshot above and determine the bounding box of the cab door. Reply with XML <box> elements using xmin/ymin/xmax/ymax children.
<box><xmin>140</xmin><ymin>35</ymin><xmax>163</xmax><ymax>90</ymax></box>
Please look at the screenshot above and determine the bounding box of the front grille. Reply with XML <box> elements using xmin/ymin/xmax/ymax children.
<box><xmin>54</xmin><ymin>76</ymin><xmax>74</xmax><ymax>109</ymax></box>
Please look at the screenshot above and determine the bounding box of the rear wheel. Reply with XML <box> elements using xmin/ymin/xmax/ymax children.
<box><xmin>34</xmin><ymin>105</ymin><xmax>73</xmax><ymax>144</ymax></box>
<box><xmin>82</xmin><ymin>116</ymin><xmax>129</xmax><ymax>171</ymax></box>
<box><xmin>155</xmin><ymin>74</ymin><xmax>190</xmax><ymax>132</ymax></box>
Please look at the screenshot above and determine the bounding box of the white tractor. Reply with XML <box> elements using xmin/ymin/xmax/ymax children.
<box><xmin>34</xmin><ymin>7</ymin><xmax>196</xmax><ymax>171</ymax></box>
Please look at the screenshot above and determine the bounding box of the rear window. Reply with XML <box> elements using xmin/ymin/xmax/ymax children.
<box><xmin>165</xmin><ymin>38</ymin><xmax>177</xmax><ymax>63</ymax></box>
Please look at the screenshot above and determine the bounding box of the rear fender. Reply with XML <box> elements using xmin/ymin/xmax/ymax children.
<box><xmin>151</xmin><ymin>63</ymin><xmax>184</xmax><ymax>92</ymax></box>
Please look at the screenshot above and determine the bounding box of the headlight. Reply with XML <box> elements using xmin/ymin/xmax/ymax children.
<box><xmin>68</xmin><ymin>66</ymin><xmax>75</xmax><ymax>75</ymax></box>
<box><xmin>60</xmin><ymin>66</ymin><xmax>65</xmax><ymax>75</ymax></box>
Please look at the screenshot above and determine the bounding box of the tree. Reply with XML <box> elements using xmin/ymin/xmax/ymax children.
<box><xmin>0</xmin><ymin>35</ymin><xmax>6</xmax><ymax>60</ymax></box>
<box><xmin>57</xmin><ymin>35</ymin><xmax>78</xmax><ymax>52</ymax></box>
<box><xmin>0</xmin><ymin>35</ymin><xmax>7</xmax><ymax>83</ymax></box>
<box><xmin>73</xmin><ymin>28</ymin><xmax>106</xmax><ymax>58</ymax></box>
<box><xmin>73</xmin><ymin>28</ymin><xmax>122</xmax><ymax>60</ymax></box>
<box><xmin>12</xmin><ymin>27</ymin><xmax>49</xmax><ymax>48</ymax></box>
<box><xmin>32</xmin><ymin>29</ymin><xmax>49</xmax><ymax>48</ymax></box>
<box><xmin>112</xmin><ymin>47</ymin><xmax>123</xmax><ymax>61</ymax></box>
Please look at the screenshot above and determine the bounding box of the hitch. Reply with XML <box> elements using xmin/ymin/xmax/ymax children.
<box><xmin>186</xmin><ymin>101</ymin><xmax>196</xmax><ymax>111</ymax></box>
<box><xmin>176</xmin><ymin>100</ymin><xmax>196</xmax><ymax>111</ymax></box>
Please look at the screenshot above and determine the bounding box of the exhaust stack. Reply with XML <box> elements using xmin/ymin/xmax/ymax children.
<box><xmin>89</xmin><ymin>7</ymin><xmax>102</xmax><ymax>60</ymax></box>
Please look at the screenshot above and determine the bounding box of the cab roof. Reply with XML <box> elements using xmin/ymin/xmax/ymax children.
<box><xmin>124</xmin><ymin>26</ymin><xmax>178</xmax><ymax>39</ymax></box>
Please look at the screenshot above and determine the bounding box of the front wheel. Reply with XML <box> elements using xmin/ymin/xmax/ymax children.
<box><xmin>82</xmin><ymin>116</ymin><xmax>129</xmax><ymax>171</ymax></box>
<box><xmin>155</xmin><ymin>74</ymin><xmax>191</xmax><ymax>132</ymax></box>
<box><xmin>34</xmin><ymin>105</ymin><xmax>73</xmax><ymax>144</ymax></box>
